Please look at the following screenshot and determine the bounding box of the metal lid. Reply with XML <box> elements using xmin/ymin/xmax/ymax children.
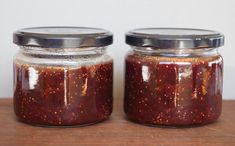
<box><xmin>125</xmin><ymin>28</ymin><xmax>224</xmax><ymax>49</ymax></box>
<box><xmin>13</xmin><ymin>26</ymin><xmax>113</xmax><ymax>48</ymax></box>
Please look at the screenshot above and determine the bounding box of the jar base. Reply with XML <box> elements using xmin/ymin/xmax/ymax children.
<box><xmin>126</xmin><ymin>117</ymin><xmax>219</xmax><ymax>128</ymax></box>
<box><xmin>15</xmin><ymin>117</ymin><xmax>110</xmax><ymax>128</ymax></box>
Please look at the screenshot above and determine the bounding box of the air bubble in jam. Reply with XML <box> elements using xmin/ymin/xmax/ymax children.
<box><xmin>13</xmin><ymin>60</ymin><xmax>113</xmax><ymax>126</ymax></box>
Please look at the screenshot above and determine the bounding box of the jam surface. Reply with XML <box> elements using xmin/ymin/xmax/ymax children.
<box><xmin>124</xmin><ymin>53</ymin><xmax>223</xmax><ymax>126</ymax></box>
<box><xmin>14</xmin><ymin>61</ymin><xmax>113</xmax><ymax>126</ymax></box>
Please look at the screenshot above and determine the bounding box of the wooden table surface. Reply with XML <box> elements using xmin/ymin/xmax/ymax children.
<box><xmin>0</xmin><ymin>98</ymin><xmax>235</xmax><ymax>146</ymax></box>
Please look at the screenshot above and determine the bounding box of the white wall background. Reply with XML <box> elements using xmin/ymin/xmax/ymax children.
<box><xmin>0</xmin><ymin>0</ymin><xmax>234</xmax><ymax>99</ymax></box>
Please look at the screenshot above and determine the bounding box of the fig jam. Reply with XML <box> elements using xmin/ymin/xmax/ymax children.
<box><xmin>14</xmin><ymin>61</ymin><xmax>113</xmax><ymax>126</ymax></box>
<box><xmin>124</xmin><ymin>54</ymin><xmax>223</xmax><ymax>126</ymax></box>
<box><xmin>13</xmin><ymin>27</ymin><xmax>114</xmax><ymax>126</ymax></box>
<box><xmin>125</xmin><ymin>28</ymin><xmax>224</xmax><ymax>126</ymax></box>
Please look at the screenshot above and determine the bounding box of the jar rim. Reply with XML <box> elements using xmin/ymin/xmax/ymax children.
<box><xmin>125</xmin><ymin>28</ymin><xmax>224</xmax><ymax>49</ymax></box>
<box><xmin>13</xmin><ymin>26</ymin><xmax>113</xmax><ymax>48</ymax></box>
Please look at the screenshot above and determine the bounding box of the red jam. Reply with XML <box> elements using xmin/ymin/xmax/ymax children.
<box><xmin>14</xmin><ymin>61</ymin><xmax>113</xmax><ymax>126</ymax></box>
<box><xmin>124</xmin><ymin>53</ymin><xmax>223</xmax><ymax>126</ymax></box>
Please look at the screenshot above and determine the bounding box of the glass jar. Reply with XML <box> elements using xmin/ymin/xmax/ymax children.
<box><xmin>13</xmin><ymin>27</ymin><xmax>113</xmax><ymax>126</ymax></box>
<box><xmin>124</xmin><ymin>28</ymin><xmax>224</xmax><ymax>126</ymax></box>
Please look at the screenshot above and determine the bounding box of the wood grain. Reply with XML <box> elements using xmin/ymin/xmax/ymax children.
<box><xmin>0</xmin><ymin>98</ymin><xmax>234</xmax><ymax>146</ymax></box>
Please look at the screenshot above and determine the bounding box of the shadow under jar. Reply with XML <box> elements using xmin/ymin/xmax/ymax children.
<box><xmin>124</xmin><ymin>28</ymin><xmax>224</xmax><ymax>127</ymax></box>
<box><xmin>13</xmin><ymin>27</ymin><xmax>113</xmax><ymax>126</ymax></box>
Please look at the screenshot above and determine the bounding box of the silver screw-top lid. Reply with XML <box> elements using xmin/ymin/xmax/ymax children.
<box><xmin>13</xmin><ymin>27</ymin><xmax>113</xmax><ymax>48</ymax></box>
<box><xmin>125</xmin><ymin>28</ymin><xmax>224</xmax><ymax>49</ymax></box>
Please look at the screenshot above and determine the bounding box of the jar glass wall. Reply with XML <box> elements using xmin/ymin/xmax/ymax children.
<box><xmin>124</xmin><ymin>28</ymin><xmax>224</xmax><ymax>126</ymax></box>
<box><xmin>13</xmin><ymin>27</ymin><xmax>113</xmax><ymax>126</ymax></box>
